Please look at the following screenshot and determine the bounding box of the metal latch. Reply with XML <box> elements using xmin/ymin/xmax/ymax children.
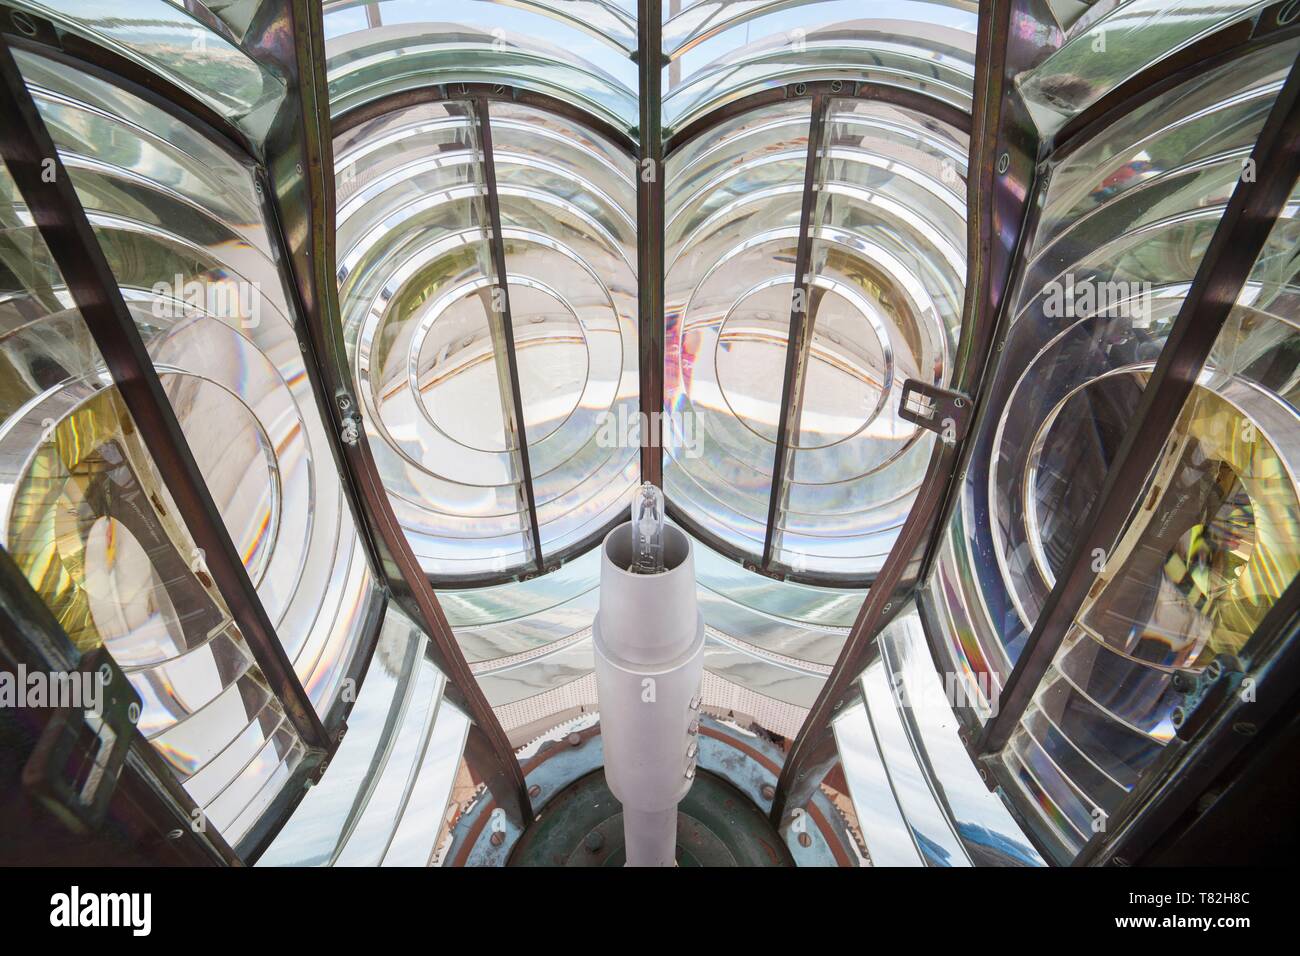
<box><xmin>898</xmin><ymin>380</ymin><xmax>973</xmax><ymax>443</ymax></box>
<box><xmin>22</xmin><ymin>647</ymin><xmax>141</xmax><ymax>833</ymax></box>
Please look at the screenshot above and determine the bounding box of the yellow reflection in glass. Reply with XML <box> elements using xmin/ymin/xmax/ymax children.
<box><xmin>1083</xmin><ymin>386</ymin><xmax>1298</xmax><ymax>668</ymax></box>
<box><xmin>7</xmin><ymin>388</ymin><xmax>227</xmax><ymax>663</ymax></box>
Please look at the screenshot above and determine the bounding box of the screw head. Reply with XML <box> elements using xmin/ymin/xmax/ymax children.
<box><xmin>97</xmin><ymin>662</ymin><xmax>113</xmax><ymax>686</ymax></box>
<box><xmin>528</xmin><ymin>784</ymin><xmax>541</xmax><ymax>798</ymax></box>
<box><xmin>1233</xmin><ymin>721</ymin><xmax>1257</xmax><ymax>737</ymax></box>
<box><xmin>489</xmin><ymin>830</ymin><xmax>506</xmax><ymax>847</ymax></box>
<box><xmin>340</xmin><ymin>418</ymin><xmax>360</xmax><ymax>445</ymax></box>
<box><xmin>127</xmin><ymin>701</ymin><xmax>141</xmax><ymax>725</ymax></box>
<box><xmin>797</xmin><ymin>832</ymin><xmax>812</xmax><ymax>848</ymax></box>
<box><xmin>566</xmin><ymin>732</ymin><xmax>582</xmax><ymax>747</ymax></box>
<box><xmin>761</xmin><ymin>783</ymin><xmax>776</xmax><ymax>801</ymax></box>
<box><xmin>584</xmin><ymin>830</ymin><xmax>604</xmax><ymax>853</ymax></box>
<box><xmin>996</xmin><ymin>152</ymin><xmax>1010</xmax><ymax>175</ymax></box>
<box><xmin>1171</xmin><ymin>706</ymin><xmax>1186</xmax><ymax>728</ymax></box>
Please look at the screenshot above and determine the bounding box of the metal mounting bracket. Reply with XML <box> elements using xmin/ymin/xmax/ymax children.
<box><xmin>898</xmin><ymin>379</ymin><xmax>973</xmax><ymax>443</ymax></box>
<box><xmin>21</xmin><ymin>647</ymin><xmax>142</xmax><ymax>833</ymax></box>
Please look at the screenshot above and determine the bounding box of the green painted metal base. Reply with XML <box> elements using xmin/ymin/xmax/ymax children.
<box><xmin>509</xmin><ymin>768</ymin><xmax>793</xmax><ymax>867</ymax></box>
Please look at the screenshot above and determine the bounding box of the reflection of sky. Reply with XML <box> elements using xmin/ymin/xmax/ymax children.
<box><xmin>323</xmin><ymin>1</ymin><xmax>636</xmax><ymax>87</ymax></box>
<box><xmin>674</xmin><ymin>0</ymin><xmax>978</xmax><ymax>81</ymax></box>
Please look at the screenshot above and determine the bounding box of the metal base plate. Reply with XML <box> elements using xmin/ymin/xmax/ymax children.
<box><xmin>508</xmin><ymin>768</ymin><xmax>792</xmax><ymax>867</ymax></box>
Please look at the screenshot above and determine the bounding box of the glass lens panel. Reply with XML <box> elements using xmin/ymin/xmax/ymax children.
<box><xmin>489</xmin><ymin>102</ymin><xmax>640</xmax><ymax>559</ymax></box>
<box><xmin>772</xmin><ymin>99</ymin><xmax>967</xmax><ymax>577</ymax></box>
<box><xmin>323</xmin><ymin>0</ymin><xmax>637</xmax><ymax>129</ymax></box>
<box><xmin>12</xmin><ymin>0</ymin><xmax>285</xmax><ymax>140</ymax></box>
<box><xmin>1018</xmin><ymin>0</ymin><xmax>1275</xmax><ymax>137</ymax></box>
<box><xmin>16</xmin><ymin>49</ymin><xmax>380</xmax><ymax>719</ymax></box>
<box><xmin>0</xmin><ymin>164</ymin><xmax>302</xmax><ymax>846</ymax></box>
<box><xmin>663</xmin><ymin>0</ymin><xmax>979</xmax><ymax>130</ymax></box>
<box><xmin>927</xmin><ymin>42</ymin><xmax>1298</xmax><ymax>727</ymax></box>
<box><xmin>335</xmin><ymin>97</ymin><xmax>638</xmax><ymax>579</ymax></box>
<box><xmin>663</xmin><ymin>99</ymin><xmax>813</xmax><ymax>557</ymax></box>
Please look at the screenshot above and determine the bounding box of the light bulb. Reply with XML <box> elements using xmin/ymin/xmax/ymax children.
<box><xmin>629</xmin><ymin>482</ymin><xmax>665</xmax><ymax>574</ymax></box>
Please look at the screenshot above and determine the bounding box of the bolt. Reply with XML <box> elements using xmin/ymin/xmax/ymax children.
<box><xmin>584</xmin><ymin>830</ymin><xmax>604</xmax><ymax>853</ymax></box>
<box><xmin>761</xmin><ymin>784</ymin><xmax>776</xmax><ymax>801</ymax></box>
<box><xmin>566</xmin><ymin>732</ymin><xmax>582</xmax><ymax>747</ymax></box>
<box><xmin>1171</xmin><ymin>671</ymin><xmax>1193</xmax><ymax>693</ymax></box>
<box><xmin>11</xmin><ymin>11</ymin><xmax>38</xmax><ymax>37</ymax></box>
<box><xmin>340</xmin><ymin>418</ymin><xmax>360</xmax><ymax>445</ymax></box>
<box><xmin>489</xmin><ymin>830</ymin><xmax>506</xmax><ymax>847</ymax></box>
